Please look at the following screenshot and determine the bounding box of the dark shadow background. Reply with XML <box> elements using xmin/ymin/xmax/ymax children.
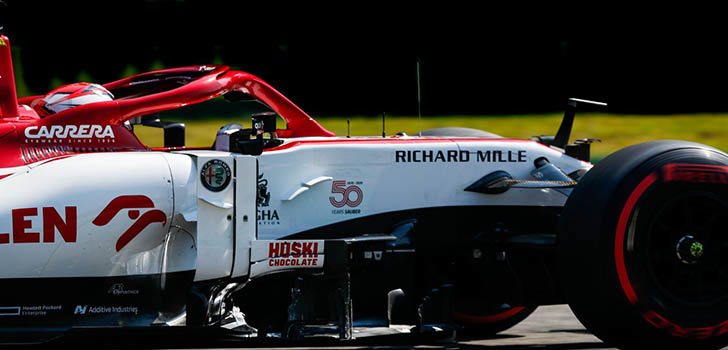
<box><xmin>2</xmin><ymin>2</ymin><xmax>727</xmax><ymax>115</ymax></box>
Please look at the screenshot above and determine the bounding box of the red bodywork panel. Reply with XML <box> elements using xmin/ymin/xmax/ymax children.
<box><xmin>0</xmin><ymin>36</ymin><xmax>19</xmax><ymax>120</ymax></box>
<box><xmin>0</xmin><ymin>35</ymin><xmax>334</xmax><ymax>168</ymax></box>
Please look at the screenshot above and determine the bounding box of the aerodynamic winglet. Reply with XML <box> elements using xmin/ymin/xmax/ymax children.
<box><xmin>0</xmin><ymin>35</ymin><xmax>19</xmax><ymax>120</ymax></box>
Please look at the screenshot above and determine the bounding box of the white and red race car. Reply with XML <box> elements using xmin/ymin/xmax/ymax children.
<box><xmin>0</xmin><ymin>35</ymin><xmax>726</xmax><ymax>348</ymax></box>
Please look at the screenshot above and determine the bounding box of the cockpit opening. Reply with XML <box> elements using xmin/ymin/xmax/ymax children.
<box><xmin>130</xmin><ymin>91</ymin><xmax>286</xmax><ymax>152</ymax></box>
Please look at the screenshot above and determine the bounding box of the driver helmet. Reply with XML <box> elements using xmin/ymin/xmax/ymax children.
<box><xmin>31</xmin><ymin>82</ymin><xmax>114</xmax><ymax>117</ymax></box>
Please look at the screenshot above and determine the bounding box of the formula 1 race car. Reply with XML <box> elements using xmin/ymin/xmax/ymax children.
<box><xmin>0</xmin><ymin>35</ymin><xmax>726</xmax><ymax>349</ymax></box>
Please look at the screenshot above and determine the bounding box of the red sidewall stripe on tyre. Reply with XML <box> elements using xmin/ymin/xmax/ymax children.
<box><xmin>452</xmin><ymin>306</ymin><xmax>526</xmax><ymax>325</ymax></box>
<box><xmin>614</xmin><ymin>166</ymin><xmax>728</xmax><ymax>339</ymax></box>
<box><xmin>615</xmin><ymin>172</ymin><xmax>657</xmax><ymax>305</ymax></box>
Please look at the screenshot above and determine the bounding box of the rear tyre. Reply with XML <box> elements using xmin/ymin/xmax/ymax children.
<box><xmin>560</xmin><ymin>141</ymin><xmax>728</xmax><ymax>349</ymax></box>
<box><xmin>453</xmin><ymin>305</ymin><xmax>536</xmax><ymax>335</ymax></box>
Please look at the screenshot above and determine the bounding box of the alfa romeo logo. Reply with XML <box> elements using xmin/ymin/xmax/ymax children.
<box><xmin>200</xmin><ymin>159</ymin><xmax>231</xmax><ymax>192</ymax></box>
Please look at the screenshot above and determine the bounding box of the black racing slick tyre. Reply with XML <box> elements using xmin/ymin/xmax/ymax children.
<box><xmin>560</xmin><ymin>141</ymin><xmax>728</xmax><ymax>349</ymax></box>
<box><xmin>453</xmin><ymin>305</ymin><xmax>536</xmax><ymax>335</ymax></box>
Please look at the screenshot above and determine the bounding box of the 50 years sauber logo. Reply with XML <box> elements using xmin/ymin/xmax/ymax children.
<box><xmin>200</xmin><ymin>159</ymin><xmax>231</xmax><ymax>192</ymax></box>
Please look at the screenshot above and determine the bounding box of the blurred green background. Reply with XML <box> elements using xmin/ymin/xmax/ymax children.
<box><xmin>4</xmin><ymin>1</ymin><xmax>725</xmax><ymax>160</ymax></box>
<box><xmin>134</xmin><ymin>113</ymin><xmax>728</xmax><ymax>161</ymax></box>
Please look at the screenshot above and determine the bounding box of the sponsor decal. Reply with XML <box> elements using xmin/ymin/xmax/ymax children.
<box><xmin>643</xmin><ymin>310</ymin><xmax>728</xmax><ymax>339</ymax></box>
<box><xmin>267</xmin><ymin>241</ymin><xmax>323</xmax><ymax>268</ymax></box>
<box><xmin>93</xmin><ymin>195</ymin><xmax>167</xmax><ymax>252</ymax></box>
<box><xmin>108</xmin><ymin>283</ymin><xmax>140</xmax><ymax>296</ymax></box>
<box><xmin>257</xmin><ymin>209</ymin><xmax>281</xmax><ymax>226</ymax></box>
<box><xmin>20</xmin><ymin>305</ymin><xmax>62</xmax><ymax>316</ymax></box>
<box><xmin>257</xmin><ymin>174</ymin><xmax>281</xmax><ymax>226</ymax></box>
<box><xmin>394</xmin><ymin>149</ymin><xmax>527</xmax><ymax>163</ymax></box>
<box><xmin>0</xmin><ymin>305</ymin><xmax>62</xmax><ymax>317</ymax></box>
<box><xmin>257</xmin><ymin>174</ymin><xmax>271</xmax><ymax>207</ymax></box>
<box><xmin>24</xmin><ymin>125</ymin><xmax>116</xmax><ymax>144</ymax></box>
<box><xmin>330</xmin><ymin>180</ymin><xmax>363</xmax><ymax>215</ymax></box>
<box><xmin>0</xmin><ymin>38</ymin><xmax>6</xmax><ymax>46</ymax></box>
<box><xmin>0</xmin><ymin>195</ymin><xmax>164</xmax><ymax>251</ymax></box>
<box><xmin>200</xmin><ymin>159</ymin><xmax>232</xmax><ymax>192</ymax></box>
<box><xmin>662</xmin><ymin>163</ymin><xmax>728</xmax><ymax>184</ymax></box>
<box><xmin>0</xmin><ymin>207</ymin><xmax>77</xmax><ymax>245</ymax></box>
<box><xmin>74</xmin><ymin>305</ymin><xmax>139</xmax><ymax>316</ymax></box>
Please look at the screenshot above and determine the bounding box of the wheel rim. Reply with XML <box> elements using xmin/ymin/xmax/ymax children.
<box><xmin>643</xmin><ymin>190</ymin><xmax>728</xmax><ymax>306</ymax></box>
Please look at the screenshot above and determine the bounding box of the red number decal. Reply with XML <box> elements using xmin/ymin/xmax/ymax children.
<box><xmin>329</xmin><ymin>180</ymin><xmax>363</xmax><ymax>208</ymax></box>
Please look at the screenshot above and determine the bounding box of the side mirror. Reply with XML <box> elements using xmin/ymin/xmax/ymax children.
<box><xmin>251</xmin><ymin>111</ymin><xmax>277</xmax><ymax>136</ymax></box>
<box><xmin>139</xmin><ymin>116</ymin><xmax>186</xmax><ymax>148</ymax></box>
<box><xmin>227</xmin><ymin>112</ymin><xmax>282</xmax><ymax>156</ymax></box>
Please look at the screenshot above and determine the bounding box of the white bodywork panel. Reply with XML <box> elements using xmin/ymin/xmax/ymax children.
<box><xmin>0</xmin><ymin>136</ymin><xmax>589</xmax><ymax>284</ymax></box>
<box><xmin>255</xmin><ymin>138</ymin><xmax>590</xmax><ymax>240</ymax></box>
<box><xmin>0</xmin><ymin>150</ymin><xmax>260</xmax><ymax>282</ymax></box>
<box><xmin>172</xmin><ymin>151</ymin><xmax>259</xmax><ymax>281</ymax></box>
<box><xmin>161</xmin><ymin>153</ymin><xmax>198</xmax><ymax>277</ymax></box>
<box><xmin>0</xmin><ymin>153</ymin><xmax>174</xmax><ymax>278</ymax></box>
<box><xmin>183</xmin><ymin>151</ymin><xmax>236</xmax><ymax>282</ymax></box>
<box><xmin>232</xmin><ymin>155</ymin><xmax>257</xmax><ymax>278</ymax></box>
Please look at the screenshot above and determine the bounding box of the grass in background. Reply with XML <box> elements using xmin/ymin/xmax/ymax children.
<box><xmin>134</xmin><ymin>113</ymin><xmax>728</xmax><ymax>159</ymax></box>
